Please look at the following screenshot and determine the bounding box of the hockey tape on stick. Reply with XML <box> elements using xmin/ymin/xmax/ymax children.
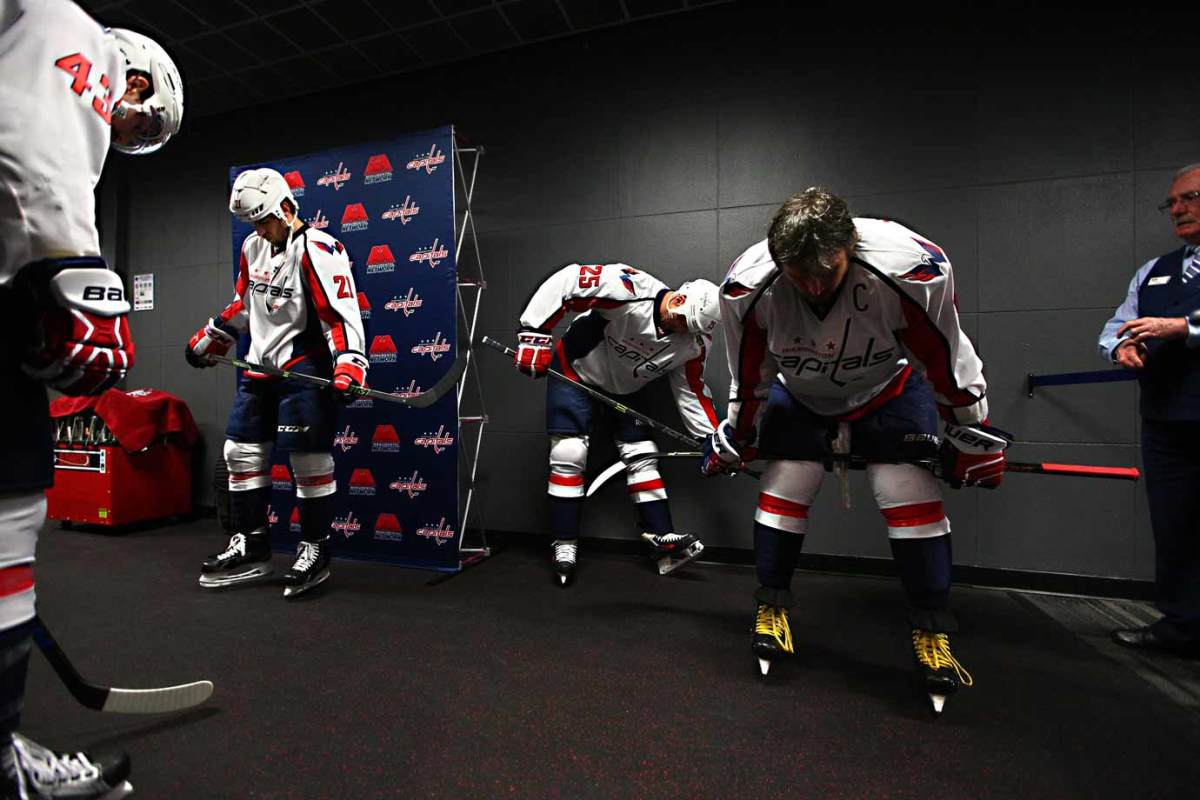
<box><xmin>32</xmin><ymin>618</ymin><xmax>214</xmax><ymax>714</ymax></box>
<box><xmin>211</xmin><ymin>355</ymin><xmax>464</xmax><ymax>409</ymax></box>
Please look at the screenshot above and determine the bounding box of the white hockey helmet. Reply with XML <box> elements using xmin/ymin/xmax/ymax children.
<box><xmin>676</xmin><ymin>279</ymin><xmax>721</xmax><ymax>335</ymax></box>
<box><xmin>110</xmin><ymin>28</ymin><xmax>184</xmax><ymax>155</ymax></box>
<box><xmin>229</xmin><ymin>168</ymin><xmax>299</xmax><ymax>223</ymax></box>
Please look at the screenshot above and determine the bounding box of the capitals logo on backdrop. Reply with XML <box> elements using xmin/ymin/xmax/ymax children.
<box><xmin>369</xmin><ymin>335</ymin><xmax>397</xmax><ymax>364</ymax></box>
<box><xmin>358</xmin><ymin>292</ymin><xmax>371</xmax><ymax>320</ymax></box>
<box><xmin>283</xmin><ymin>170</ymin><xmax>305</xmax><ymax>197</ymax></box>
<box><xmin>385</xmin><ymin>288</ymin><xmax>422</xmax><ymax>317</ymax></box>
<box><xmin>389</xmin><ymin>470</ymin><xmax>428</xmax><ymax>499</ymax></box>
<box><xmin>317</xmin><ymin>161</ymin><xmax>351</xmax><ymax>191</ymax></box>
<box><xmin>341</xmin><ymin>203</ymin><xmax>368</xmax><ymax>232</ymax></box>
<box><xmin>331</xmin><ymin>511</ymin><xmax>361</xmax><ymax>539</ymax></box>
<box><xmin>394</xmin><ymin>379</ymin><xmax>424</xmax><ymax>398</ymax></box>
<box><xmin>411</xmin><ymin>331</ymin><xmax>451</xmax><ymax>362</ymax></box>
<box><xmin>406</xmin><ymin>144</ymin><xmax>445</xmax><ymax>175</ymax></box>
<box><xmin>289</xmin><ymin>507</ymin><xmax>301</xmax><ymax>534</ymax></box>
<box><xmin>334</xmin><ymin>425</ymin><xmax>360</xmax><ymax>453</ymax></box>
<box><xmin>382</xmin><ymin>195</ymin><xmax>420</xmax><ymax>225</ymax></box>
<box><xmin>416</xmin><ymin>517</ymin><xmax>455</xmax><ymax>546</ymax></box>
<box><xmin>366</xmin><ymin>245</ymin><xmax>396</xmax><ymax>274</ymax></box>
<box><xmin>409</xmin><ymin>238</ymin><xmax>448</xmax><ymax>269</ymax></box>
<box><xmin>349</xmin><ymin>468</ymin><xmax>376</xmax><ymax>496</ymax></box>
<box><xmin>372</xmin><ymin>425</ymin><xmax>400</xmax><ymax>453</ymax></box>
<box><xmin>364</xmin><ymin>154</ymin><xmax>393</xmax><ymax>185</ymax></box>
<box><xmin>414</xmin><ymin>424</ymin><xmax>454</xmax><ymax>455</ymax></box>
<box><xmin>374</xmin><ymin>513</ymin><xmax>403</xmax><ymax>542</ymax></box>
<box><xmin>272</xmin><ymin>464</ymin><xmax>292</xmax><ymax>491</ymax></box>
<box><xmin>305</xmin><ymin>209</ymin><xmax>330</xmax><ymax>230</ymax></box>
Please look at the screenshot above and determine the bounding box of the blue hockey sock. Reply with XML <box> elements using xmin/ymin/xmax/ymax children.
<box><xmin>890</xmin><ymin>535</ymin><xmax>952</xmax><ymax>609</ymax></box>
<box><xmin>636</xmin><ymin>499</ymin><xmax>673</xmax><ymax>535</ymax></box>
<box><xmin>754</xmin><ymin>521</ymin><xmax>804</xmax><ymax>590</ymax></box>
<box><xmin>0</xmin><ymin>620</ymin><xmax>34</xmax><ymax>739</ymax></box>
<box><xmin>550</xmin><ymin>497</ymin><xmax>583</xmax><ymax>541</ymax></box>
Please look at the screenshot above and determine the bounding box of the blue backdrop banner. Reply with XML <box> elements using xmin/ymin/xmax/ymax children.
<box><xmin>229</xmin><ymin>125</ymin><xmax>460</xmax><ymax>571</ymax></box>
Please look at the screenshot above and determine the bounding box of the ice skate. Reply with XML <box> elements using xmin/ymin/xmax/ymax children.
<box><xmin>641</xmin><ymin>532</ymin><xmax>704</xmax><ymax>575</ymax></box>
<box><xmin>911</xmin><ymin>628</ymin><xmax>973</xmax><ymax>715</ymax></box>
<box><xmin>282</xmin><ymin>538</ymin><xmax>331</xmax><ymax>598</ymax></box>
<box><xmin>551</xmin><ymin>539</ymin><xmax>577</xmax><ymax>586</ymax></box>
<box><xmin>198</xmin><ymin>532</ymin><xmax>273</xmax><ymax>588</ymax></box>
<box><xmin>752</xmin><ymin>603</ymin><xmax>793</xmax><ymax>675</ymax></box>
<box><xmin>1</xmin><ymin>733</ymin><xmax>132</xmax><ymax>799</ymax></box>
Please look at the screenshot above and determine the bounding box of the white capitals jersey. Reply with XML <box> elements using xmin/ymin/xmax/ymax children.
<box><xmin>519</xmin><ymin>263</ymin><xmax>719</xmax><ymax>438</ymax></box>
<box><xmin>0</xmin><ymin>0</ymin><xmax>122</xmax><ymax>284</ymax></box>
<box><xmin>217</xmin><ymin>225</ymin><xmax>366</xmax><ymax>374</ymax></box>
<box><xmin>721</xmin><ymin>218</ymin><xmax>987</xmax><ymax>444</ymax></box>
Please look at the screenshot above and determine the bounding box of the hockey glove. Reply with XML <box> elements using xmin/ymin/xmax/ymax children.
<box><xmin>332</xmin><ymin>353</ymin><xmax>369</xmax><ymax>403</ymax></box>
<box><xmin>701</xmin><ymin>421</ymin><xmax>755</xmax><ymax>477</ymax></box>
<box><xmin>186</xmin><ymin>318</ymin><xmax>236</xmax><ymax>368</ymax></box>
<box><xmin>19</xmin><ymin>259</ymin><xmax>134</xmax><ymax>396</ymax></box>
<box><xmin>938</xmin><ymin>422</ymin><xmax>1012</xmax><ymax>489</ymax></box>
<box><xmin>515</xmin><ymin>331</ymin><xmax>553</xmax><ymax>378</ymax></box>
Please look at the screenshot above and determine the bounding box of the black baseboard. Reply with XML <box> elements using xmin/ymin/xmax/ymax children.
<box><xmin>480</xmin><ymin>529</ymin><xmax>1157</xmax><ymax>601</ymax></box>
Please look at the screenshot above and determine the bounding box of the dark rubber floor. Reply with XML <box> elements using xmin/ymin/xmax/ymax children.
<box><xmin>21</xmin><ymin>519</ymin><xmax>1200</xmax><ymax>799</ymax></box>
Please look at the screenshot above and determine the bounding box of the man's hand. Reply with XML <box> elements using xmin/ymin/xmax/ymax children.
<box><xmin>938</xmin><ymin>422</ymin><xmax>1011</xmax><ymax>489</ymax></box>
<box><xmin>1117</xmin><ymin>316</ymin><xmax>1187</xmax><ymax>347</ymax></box>
<box><xmin>701</xmin><ymin>421</ymin><xmax>754</xmax><ymax>476</ymax></box>
<box><xmin>1114</xmin><ymin>339</ymin><xmax>1146</xmax><ymax>369</ymax></box>
<box><xmin>186</xmin><ymin>319</ymin><xmax>235</xmax><ymax>368</ymax></box>
<box><xmin>332</xmin><ymin>353</ymin><xmax>369</xmax><ymax>402</ymax></box>
<box><xmin>21</xmin><ymin>262</ymin><xmax>134</xmax><ymax>395</ymax></box>
<box><xmin>515</xmin><ymin>331</ymin><xmax>553</xmax><ymax>378</ymax></box>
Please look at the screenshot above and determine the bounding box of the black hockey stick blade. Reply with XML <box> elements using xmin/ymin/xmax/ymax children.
<box><xmin>209</xmin><ymin>355</ymin><xmax>464</xmax><ymax>409</ymax></box>
<box><xmin>32</xmin><ymin>618</ymin><xmax>214</xmax><ymax>714</ymax></box>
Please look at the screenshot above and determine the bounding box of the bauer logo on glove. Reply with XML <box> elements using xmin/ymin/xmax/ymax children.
<box><xmin>938</xmin><ymin>422</ymin><xmax>1012</xmax><ymax>489</ymax></box>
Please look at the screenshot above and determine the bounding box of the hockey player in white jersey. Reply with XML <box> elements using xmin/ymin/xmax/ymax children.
<box><xmin>188</xmin><ymin>168</ymin><xmax>369</xmax><ymax>599</ymax></box>
<box><xmin>515</xmin><ymin>263</ymin><xmax>721</xmax><ymax>584</ymax></box>
<box><xmin>703</xmin><ymin>189</ymin><xmax>1008</xmax><ymax>713</ymax></box>
<box><xmin>0</xmin><ymin>0</ymin><xmax>183</xmax><ymax>796</ymax></box>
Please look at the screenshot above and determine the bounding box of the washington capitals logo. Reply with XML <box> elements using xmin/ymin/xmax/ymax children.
<box><xmin>393</xmin><ymin>379</ymin><xmax>424</xmax><ymax>398</ymax></box>
<box><xmin>333</xmin><ymin>425</ymin><xmax>359</xmax><ymax>453</ymax></box>
<box><xmin>620</xmin><ymin>268</ymin><xmax>637</xmax><ymax>294</ymax></box>
<box><xmin>384</xmin><ymin>288</ymin><xmax>423</xmax><ymax>317</ymax></box>
<box><xmin>898</xmin><ymin>260</ymin><xmax>942</xmax><ymax>283</ymax></box>
<box><xmin>382</xmin><ymin>195</ymin><xmax>420</xmax><ymax>225</ymax></box>
<box><xmin>416</xmin><ymin>517</ymin><xmax>455</xmax><ymax>545</ymax></box>
<box><xmin>409</xmin><ymin>238</ymin><xmax>448</xmax><ymax>269</ymax></box>
<box><xmin>406</xmin><ymin>144</ymin><xmax>445</xmax><ymax>175</ymax></box>
<box><xmin>414</xmin><ymin>425</ymin><xmax>454</xmax><ymax>454</ymax></box>
<box><xmin>411</xmin><ymin>332</ymin><xmax>451</xmax><ymax>361</ymax></box>
<box><xmin>389</xmin><ymin>470</ymin><xmax>428</xmax><ymax>498</ymax></box>
<box><xmin>331</xmin><ymin>512</ymin><xmax>361</xmax><ymax>538</ymax></box>
<box><xmin>305</xmin><ymin>209</ymin><xmax>329</xmax><ymax>230</ymax></box>
<box><xmin>317</xmin><ymin>161</ymin><xmax>352</xmax><ymax>191</ymax></box>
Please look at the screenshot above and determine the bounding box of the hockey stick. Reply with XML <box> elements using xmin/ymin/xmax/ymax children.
<box><xmin>586</xmin><ymin>453</ymin><xmax>1140</xmax><ymax>496</ymax></box>
<box><xmin>210</xmin><ymin>355</ymin><xmax>464</xmax><ymax>409</ymax></box>
<box><xmin>31</xmin><ymin>618</ymin><xmax>214</xmax><ymax>714</ymax></box>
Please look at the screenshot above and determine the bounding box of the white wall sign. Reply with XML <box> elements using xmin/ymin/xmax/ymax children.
<box><xmin>133</xmin><ymin>273</ymin><xmax>154</xmax><ymax>311</ymax></box>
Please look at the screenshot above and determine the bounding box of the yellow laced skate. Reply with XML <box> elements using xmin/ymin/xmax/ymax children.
<box><xmin>912</xmin><ymin>628</ymin><xmax>973</xmax><ymax>715</ymax></box>
<box><xmin>752</xmin><ymin>603</ymin><xmax>793</xmax><ymax>676</ymax></box>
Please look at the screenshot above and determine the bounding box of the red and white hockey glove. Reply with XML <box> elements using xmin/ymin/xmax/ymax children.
<box><xmin>938</xmin><ymin>422</ymin><xmax>1011</xmax><ymax>489</ymax></box>
<box><xmin>186</xmin><ymin>319</ymin><xmax>236</xmax><ymax>369</ymax></box>
<box><xmin>332</xmin><ymin>353</ymin><xmax>369</xmax><ymax>402</ymax></box>
<box><xmin>515</xmin><ymin>331</ymin><xmax>553</xmax><ymax>378</ymax></box>
<box><xmin>21</xmin><ymin>261</ymin><xmax>134</xmax><ymax>396</ymax></box>
<box><xmin>701</xmin><ymin>421</ymin><xmax>755</xmax><ymax>477</ymax></box>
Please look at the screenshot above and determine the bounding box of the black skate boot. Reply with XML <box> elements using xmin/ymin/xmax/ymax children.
<box><xmin>752</xmin><ymin>587</ymin><xmax>794</xmax><ymax>676</ymax></box>
<box><xmin>911</xmin><ymin>628</ymin><xmax>973</xmax><ymax>715</ymax></box>
<box><xmin>282</xmin><ymin>537</ymin><xmax>331</xmax><ymax>598</ymax></box>
<box><xmin>198</xmin><ymin>531</ymin><xmax>273</xmax><ymax>588</ymax></box>
<box><xmin>551</xmin><ymin>539</ymin><xmax>577</xmax><ymax>586</ymax></box>
<box><xmin>641</xmin><ymin>532</ymin><xmax>704</xmax><ymax>575</ymax></box>
<box><xmin>1</xmin><ymin>732</ymin><xmax>132</xmax><ymax>799</ymax></box>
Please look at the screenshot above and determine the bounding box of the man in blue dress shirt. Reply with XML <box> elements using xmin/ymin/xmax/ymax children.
<box><xmin>1099</xmin><ymin>163</ymin><xmax>1200</xmax><ymax>656</ymax></box>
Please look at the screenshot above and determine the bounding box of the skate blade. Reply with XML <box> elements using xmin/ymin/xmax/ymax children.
<box><xmin>758</xmin><ymin>658</ymin><xmax>771</xmax><ymax>676</ymax></box>
<box><xmin>929</xmin><ymin>693</ymin><xmax>947</xmax><ymax>714</ymax></box>
<box><xmin>657</xmin><ymin>541</ymin><xmax>705</xmax><ymax>576</ymax></box>
<box><xmin>283</xmin><ymin>568</ymin><xmax>330</xmax><ymax>598</ymax></box>
<box><xmin>101</xmin><ymin>781</ymin><xmax>133</xmax><ymax>800</ymax></box>
<box><xmin>198</xmin><ymin>564</ymin><xmax>273</xmax><ymax>588</ymax></box>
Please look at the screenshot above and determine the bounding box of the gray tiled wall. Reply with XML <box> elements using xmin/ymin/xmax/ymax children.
<box><xmin>107</xmin><ymin>5</ymin><xmax>1193</xmax><ymax>580</ymax></box>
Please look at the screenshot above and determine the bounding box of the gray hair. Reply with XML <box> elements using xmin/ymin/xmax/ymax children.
<box><xmin>767</xmin><ymin>187</ymin><xmax>858</xmax><ymax>276</ymax></box>
<box><xmin>1173</xmin><ymin>163</ymin><xmax>1200</xmax><ymax>181</ymax></box>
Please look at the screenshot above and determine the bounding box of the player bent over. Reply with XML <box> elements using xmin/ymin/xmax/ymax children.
<box><xmin>515</xmin><ymin>263</ymin><xmax>721</xmax><ymax>584</ymax></box>
<box><xmin>704</xmin><ymin>189</ymin><xmax>1008</xmax><ymax>713</ymax></box>
<box><xmin>0</xmin><ymin>1</ymin><xmax>183</xmax><ymax>794</ymax></box>
<box><xmin>187</xmin><ymin>168</ymin><xmax>368</xmax><ymax>598</ymax></box>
